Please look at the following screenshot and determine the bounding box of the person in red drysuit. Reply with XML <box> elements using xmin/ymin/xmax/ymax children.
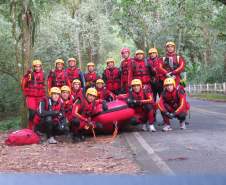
<box><xmin>118</xmin><ymin>79</ymin><xmax>156</xmax><ymax>132</ymax></box>
<box><xmin>158</xmin><ymin>78</ymin><xmax>190</xmax><ymax>131</ymax></box>
<box><xmin>47</xmin><ymin>59</ymin><xmax>69</xmax><ymax>92</ymax></box>
<box><xmin>71</xmin><ymin>79</ymin><xmax>84</xmax><ymax>102</ymax></box>
<box><xmin>95</xmin><ymin>79</ymin><xmax>115</xmax><ymax>102</ymax></box>
<box><xmin>21</xmin><ymin>59</ymin><xmax>46</xmax><ymax>130</ymax></box>
<box><xmin>158</xmin><ymin>41</ymin><xmax>185</xmax><ymax>86</ymax></box>
<box><xmin>84</xmin><ymin>62</ymin><xmax>99</xmax><ymax>89</ymax></box>
<box><xmin>102</xmin><ymin>58</ymin><xmax>121</xmax><ymax>95</ymax></box>
<box><xmin>120</xmin><ymin>47</ymin><xmax>132</xmax><ymax>93</ymax></box>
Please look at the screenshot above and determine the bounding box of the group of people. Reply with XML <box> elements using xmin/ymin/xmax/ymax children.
<box><xmin>21</xmin><ymin>41</ymin><xmax>190</xmax><ymax>144</ymax></box>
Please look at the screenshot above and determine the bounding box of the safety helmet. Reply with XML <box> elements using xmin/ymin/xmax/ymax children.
<box><xmin>50</xmin><ymin>87</ymin><xmax>61</xmax><ymax>95</ymax></box>
<box><xmin>55</xmin><ymin>59</ymin><xmax>64</xmax><ymax>66</ymax></box>
<box><xmin>131</xmin><ymin>79</ymin><xmax>142</xmax><ymax>86</ymax></box>
<box><xmin>163</xmin><ymin>78</ymin><xmax>176</xmax><ymax>87</ymax></box>
<box><xmin>61</xmin><ymin>85</ymin><xmax>71</xmax><ymax>93</ymax></box>
<box><xmin>120</xmin><ymin>47</ymin><xmax>130</xmax><ymax>55</ymax></box>
<box><xmin>106</xmin><ymin>58</ymin><xmax>115</xmax><ymax>64</ymax></box>
<box><xmin>135</xmin><ymin>50</ymin><xmax>145</xmax><ymax>55</ymax></box>
<box><xmin>87</xmin><ymin>62</ymin><xmax>95</xmax><ymax>67</ymax></box>
<box><xmin>86</xmin><ymin>88</ymin><xmax>97</xmax><ymax>97</ymax></box>
<box><xmin>67</xmin><ymin>58</ymin><xmax>76</xmax><ymax>63</ymax></box>
<box><xmin>72</xmin><ymin>79</ymin><xmax>81</xmax><ymax>84</ymax></box>
<box><xmin>96</xmin><ymin>79</ymin><xmax>105</xmax><ymax>84</ymax></box>
<box><xmin>148</xmin><ymin>48</ymin><xmax>158</xmax><ymax>55</ymax></box>
<box><xmin>165</xmin><ymin>41</ymin><xmax>176</xmax><ymax>47</ymax></box>
<box><xmin>32</xmin><ymin>60</ymin><xmax>42</xmax><ymax>66</ymax></box>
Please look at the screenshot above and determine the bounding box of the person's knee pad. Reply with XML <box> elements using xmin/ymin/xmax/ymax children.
<box><xmin>177</xmin><ymin>112</ymin><xmax>186</xmax><ymax>121</ymax></box>
<box><xmin>28</xmin><ymin>109</ymin><xmax>36</xmax><ymax>121</ymax></box>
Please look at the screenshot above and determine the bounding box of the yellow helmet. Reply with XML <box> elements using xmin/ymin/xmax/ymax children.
<box><xmin>61</xmin><ymin>85</ymin><xmax>71</xmax><ymax>93</ymax></box>
<box><xmin>148</xmin><ymin>48</ymin><xmax>158</xmax><ymax>55</ymax></box>
<box><xmin>86</xmin><ymin>88</ymin><xmax>97</xmax><ymax>97</ymax></box>
<box><xmin>164</xmin><ymin>78</ymin><xmax>176</xmax><ymax>87</ymax></box>
<box><xmin>165</xmin><ymin>41</ymin><xmax>176</xmax><ymax>47</ymax></box>
<box><xmin>32</xmin><ymin>60</ymin><xmax>42</xmax><ymax>66</ymax></box>
<box><xmin>87</xmin><ymin>62</ymin><xmax>95</xmax><ymax>67</ymax></box>
<box><xmin>131</xmin><ymin>79</ymin><xmax>142</xmax><ymax>86</ymax></box>
<box><xmin>72</xmin><ymin>79</ymin><xmax>81</xmax><ymax>84</ymax></box>
<box><xmin>106</xmin><ymin>58</ymin><xmax>115</xmax><ymax>64</ymax></box>
<box><xmin>135</xmin><ymin>50</ymin><xmax>145</xmax><ymax>55</ymax></box>
<box><xmin>96</xmin><ymin>79</ymin><xmax>104</xmax><ymax>84</ymax></box>
<box><xmin>50</xmin><ymin>87</ymin><xmax>61</xmax><ymax>95</ymax></box>
<box><xmin>67</xmin><ymin>58</ymin><xmax>76</xmax><ymax>63</ymax></box>
<box><xmin>55</xmin><ymin>59</ymin><xmax>64</xmax><ymax>66</ymax></box>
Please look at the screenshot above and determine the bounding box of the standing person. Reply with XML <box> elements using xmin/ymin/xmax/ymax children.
<box><xmin>132</xmin><ymin>50</ymin><xmax>152</xmax><ymax>90</ymax></box>
<box><xmin>85</xmin><ymin>62</ymin><xmax>99</xmax><ymax>89</ymax></box>
<box><xmin>71</xmin><ymin>79</ymin><xmax>84</xmax><ymax>102</ymax></box>
<box><xmin>21</xmin><ymin>60</ymin><xmax>45</xmax><ymax>130</ymax></box>
<box><xmin>95</xmin><ymin>79</ymin><xmax>115</xmax><ymax>102</ymax></box>
<box><xmin>65</xmin><ymin>57</ymin><xmax>85</xmax><ymax>88</ymax></box>
<box><xmin>158</xmin><ymin>41</ymin><xmax>185</xmax><ymax>86</ymax></box>
<box><xmin>102</xmin><ymin>58</ymin><xmax>121</xmax><ymax>95</ymax></box>
<box><xmin>147</xmin><ymin>48</ymin><xmax>164</xmax><ymax>102</ymax></box>
<box><xmin>118</xmin><ymin>79</ymin><xmax>156</xmax><ymax>132</ymax></box>
<box><xmin>47</xmin><ymin>59</ymin><xmax>68</xmax><ymax>92</ymax></box>
<box><xmin>120</xmin><ymin>47</ymin><xmax>132</xmax><ymax>93</ymax></box>
<box><xmin>38</xmin><ymin>87</ymin><xmax>68</xmax><ymax>144</ymax></box>
<box><xmin>158</xmin><ymin>78</ymin><xmax>190</xmax><ymax>131</ymax></box>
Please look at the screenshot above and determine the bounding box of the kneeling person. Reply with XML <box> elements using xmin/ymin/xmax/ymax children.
<box><xmin>96</xmin><ymin>79</ymin><xmax>115</xmax><ymax>102</ymax></box>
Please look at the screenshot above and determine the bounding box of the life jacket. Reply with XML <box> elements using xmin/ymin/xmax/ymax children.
<box><xmin>121</xmin><ymin>58</ymin><xmax>132</xmax><ymax>82</ymax></box>
<box><xmin>132</xmin><ymin>58</ymin><xmax>151</xmax><ymax>84</ymax></box>
<box><xmin>49</xmin><ymin>69</ymin><xmax>67</xmax><ymax>88</ymax></box>
<box><xmin>66</xmin><ymin>67</ymin><xmax>81</xmax><ymax>83</ymax></box>
<box><xmin>147</xmin><ymin>57</ymin><xmax>163</xmax><ymax>81</ymax></box>
<box><xmin>71</xmin><ymin>88</ymin><xmax>84</xmax><ymax>102</ymax></box>
<box><xmin>45</xmin><ymin>97</ymin><xmax>62</xmax><ymax>112</ymax></box>
<box><xmin>162</xmin><ymin>55</ymin><xmax>180</xmax><ymax>71</ymax></box>
<box><xmin>103</xmin><ymin>67</ymin><xmax>120</xmax><ymax>91</ymax></box>
<box><xmin>23</xmin><ymin>70</ymin><xmax>45</xmax><ymax>97</ymax></box>
<box><xmin>85</xmin><ymin>72</ymin><xmax>98</xmax><ymax>87</ymax></box>
<box><xmin>61</xmin><ymin>95</ymin><xmax>74</xmax><ymax>114</ymax></box>
<box><xmin>78</xmin><ymin>98</ymin><xmax>96</xmax><ymax>117</ymax></box>
<box><xmin>128</xmin><ymin>88</ymin><xmax>148</xmax><ymax>101</ymax></box>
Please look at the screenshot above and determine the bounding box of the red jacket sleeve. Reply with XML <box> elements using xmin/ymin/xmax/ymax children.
<box><xmin>158</xmin><ymin>58</ymin><xmax>168</xmax><ymax>75</ymax></box>
<box><xmin>172</xmin><ymin>56</ymin><xmax>185</xmax><ymax>75</ymax></box>
<box><xmin>72</xmin><ymin>102</ymin><xmax>87</xmax><ymax>122</ymax></box>
<box><xmin>157</xmin><ymin>96</ymin><xmax>167</xmax><ymax>113</ymax></box>
<box><xmin>175</xmin><ymin>90</ymin><xmax>187</xmax><ymax>115</ymax></box>
<box><xmin>47</xmin><ymin>70</ymin><xmax>53</xmax><ymax>92</ymax></box>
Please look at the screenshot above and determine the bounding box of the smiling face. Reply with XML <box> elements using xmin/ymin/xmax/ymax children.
<box><xmin>73</xmin><ymin>83</ymin><xmax>80</xmax><ymax>91</ymax></box>
<box><xmin>88</xmin><ymin>65</ymin><xmax>95</xmax><ymax>72</ymax></box>
<box><xmin>51</xmin><ymin>93</ymin><xmax>60</xmax><ymax>102</ymax></box>
<box><xmin>166</xmin><ymin>45</ymin><xmax>175</xmax><ymax>53</ymax></box>
<box><xmin>122</xmin><ymin>51</ymin><xmax>130</xmax><ymax>59</ymax></box>
<box><xmin>149</xmin><ymin>52</ymin><xmax>157</xmax><ymax>59</ymax></box>
<box><xmin>132</xmin><ymin>85</ymin><xmax>141</xmax><ymax>93</ymax></box>
<box><xmin>68</xmin><ymin>60</ymin><xmax>76</xmax><ymax>67</ymax></box>
<box><xmin>136</xmin><ymin>54</ymin><xmax>144</xmax><ymax>60</ymax></box>
<box><xmin>61</xmin><ymin>91</ymin><xmax>70</xmax><ymax>100</ymax></box>
<box><xmin>56</xmin><ymin>63</ymin><xmax>64</xmax><ymax>70</ymax></box>
<box><xmin>96</xmin><ymin>82</ymin><xmax>104</xmax><ymax>89</ymax></box>
<box><xmin>87</xmin><ymin>94</ymin><xmax>96</xmax><ymax>103</ymax></box>
<box><xmin>165</xmin><ymin>84</ymin><xmax>174</xmax><ymax>92</ymax></box>
<box><xmin>107</xmin><ymin>61</ymin><xmax>114</xmax><ymax>68</ymax></box>
<box><xmin>34</xmin><ymin>65</ymin><xmax>42</xmax><ymax>72</ymax></box>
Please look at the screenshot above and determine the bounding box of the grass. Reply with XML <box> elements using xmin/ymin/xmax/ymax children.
<box><xmin>0</xmin><ymin>117</ymin><xmax>20</xmax><ymax>131</ymax></box>
<box><xmin>191</xmin><ymin>93</ymin><xmax>226</xmax><ymax>101</ymax></box>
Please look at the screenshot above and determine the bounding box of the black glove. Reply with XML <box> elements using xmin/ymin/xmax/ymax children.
<box><xmin>126</xmin><ymin>98</ymin><xmax>133</xmax><ymax>106</ymax></box>
<box><xmin>102</xmin><ymin>100</ymin><xmax>108</xmax><ymax>111</ymax></box>
<box><xmin>165</xmin><ymin>112</ymin><xmax>175</xmax><ymax>119</ymax></box>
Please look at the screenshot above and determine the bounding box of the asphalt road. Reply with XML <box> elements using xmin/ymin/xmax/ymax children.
<box><xmin>123</xmin><ymin>97</ymin><xmax>226</xmax><ymax>175</ymax></box>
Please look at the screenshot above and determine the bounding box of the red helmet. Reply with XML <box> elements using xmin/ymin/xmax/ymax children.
<box><xmin>120</xmin><ymin>47</ymin><xmax>130</xmax><ymax>55</ymax></box>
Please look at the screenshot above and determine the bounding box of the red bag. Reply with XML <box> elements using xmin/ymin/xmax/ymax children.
<box><xmin>5</xmin><ymin>129</ymin><xmax>40</xmax><ymax>146</ymax></box>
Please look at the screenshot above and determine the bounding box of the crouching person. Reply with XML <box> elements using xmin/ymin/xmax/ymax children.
<box><xmin>158</xmin><ymin>78</ymin><xmax>190</xmax><ymax>131</ymax></box>
<box><xmin>37</xmin><ymin>87</ymin><xmax>68</xmax><ymax>144</ymax></box>
<box><xmin>96</xmin><ymin>79</ymin><xmax>115</xmax><ymax>102</ymax></box>
<box><xmin>118</xmin><ymin>79</ymin><xmax>156</xmax><ymax>132</ymax></box>
<box><xmin>72</xmin><ymin>88</ymin><xmax>102</xmax><ymax>142</ymax></box>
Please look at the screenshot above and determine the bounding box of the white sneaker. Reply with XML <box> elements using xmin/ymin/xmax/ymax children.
<box><xmin>162</xmin><ymin>125</ymin><xmax>172</xmax><ymax>132</ymax></box>
<box><xmin>48</xmin><ymin>136</ymin><xmax>58</xmax><ymax>144</ymax></box>
<box><xmin>149</xmin><ymin>125</ymin><xmax>156</xmax><ymax>132</ymax></box>
<box><xmin>141</xmin><ymin>124</ymin><xmax>147</xmax><ymax>131</ymax></box>
<box><xmin>180</xmin><ymin>121</ymin><xmax>186</xmax><ymax>130</ymax></box>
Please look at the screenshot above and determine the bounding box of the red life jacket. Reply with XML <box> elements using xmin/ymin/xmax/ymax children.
<box><xmin>45</xmin><ymin>97</ymin><xmax>62</xmax><ymax>112</ymax></box>
<box><xmin>49</xmin><ymin>69</ymin><xmax>67</xmax><ymax>88</ymax></box>
<box><xmin>61</xmin><ymin>95</ymin><xmax>74</xmax><ymax>121</ymax></box>
<box><xmin>103</xmin><ymin>67</ymin><xmax>120</xmax><ymax>91</ymax></box>
<box><xmin>162</xmin><ymin>54</ymin><xmax>180</xmax><ymax>71</ymax></box>
<box><xmin>96</xmin><ymin>87</ymin><xmax>113</xmax><ymax>100</ymax></box>
<box><xmin>65</xmin><ymin>67</ymin><xmax>81</xmax><ymax>83</ymax></box>
<box><xmin>147</xmin><ymin>57</ymin><xmax>164</xmax><ymax>81</ymax></box>
<box><xmin>132</xmin><ymin>58</ymin><xmax>151</xmax><ymax>84</ymax></box>
<box><xmin>121</xmin><ymin>58</ymin><xmax>132</xmax><ymax>83</ymax></box>
<box><xmin>128</xmin><ymin>88</ymin><xmax>148</xmax><ymax>101</ymax></box>
<box><xmin>161</xmin><ymin>88</ymin><xmax>181</xmax><ymax>110</ymax></box>
<box><xmin>71</xmin><ymin>88</ymin><xmax>84</xmax><ymax>102</ymax></box>
<box><xmin>22</xmin><ymin>70</ymin><xmax>45</xmax><ymax>97</ymax></box>
<box><xmin>78</xmin><ymin>98</ymin><xmax>96</xmax><ymax>117</ymax></box>
<box><xmin>85</xmin><ymin>72</ymin><xmax>98</xmax><ymax>87</ymax></box>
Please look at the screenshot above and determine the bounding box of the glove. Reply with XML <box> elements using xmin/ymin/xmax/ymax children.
<box><xmin>165</xmin><ymin>112</ymin><xmax>175</xmax><ymax>119</ymax></box>
<box><xmin>102</xmin><ymin>100</ymin><xmax>108</xmax><ymax>111</ymax></box>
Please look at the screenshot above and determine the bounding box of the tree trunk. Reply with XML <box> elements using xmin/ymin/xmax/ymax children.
<box><xmin>224</xmin><ymin>51</ymin><xmax>226</xmax><ymax>81</ymax></box>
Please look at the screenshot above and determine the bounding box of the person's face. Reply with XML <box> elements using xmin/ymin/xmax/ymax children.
<box><xmin>122</xmin><ymin>51</ymin><xmax>130</xmax><ymax>59</ymax></box>
<box><xmin>166</xmin><ymin>45</ymin><xmax>175</xmax><ymax>53</ymax></box>
<box><xmin>69</xmin><ymin>60</ymin><xmax>76</xmax><ymax>67</ymax></box>
<box><xmin>52</xmin><ymin>93</ymin><xmax>60</xmax><ymax>102</ymax></box>
<box><xmin>166</xmin><ymin>84</ymin><xmax>174</xmax><ymax>92</ymax></box>
<box><xmin>34</xmin><ymin>65</ymin><xmax>42</xmax><ymax>72</ymax></box>
<box><xmin>136</xmin><ymin>54</ymin><xmax>144</xmax><ymax>60</ymax></box>
<box><xmin>132</xmin><ymin>85</ymin><xmax>141</xmax><ymax>93</ymax></box>
<box><xmin>88</xmin><ymin>65</ymin><xmax>94</xmax><ymax>72</ymax></box>
<box><xmin>107</xmin><ymin>62</ymin><xmax>114</xmax><ymax>68</ymax></box>
<box><xmin>87</xmin><ymin>94</ymin><xmax>96</xmax><ymax>102</ymax></box>
<box><xmin>73</xmin><ymin>83</ymin><xmax>80</xmax><ymax>90</ymax></box>
<box><xmin>56</xmin><ymin>63</ymin><xmax>64</xmax><ymax>70</ymax></box>
<box><xmin>96</xmin><ymin>83</ymin><xmax>103</xmax><ymax>89</ymax></box>
<box><xmin>149</xmin><ymin>52</ymin><xmax>157</xmax><ymax>59</ymax></box>
<box><xmin>61</xmin><ymin>91</ymin><xmax>70</xmax><ymax>100</ymax></box>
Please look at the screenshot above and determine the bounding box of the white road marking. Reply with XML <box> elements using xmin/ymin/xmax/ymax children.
<box><xmin>133</xmin><ymin>132</ymin><xmax>175</xmax><ymax>175</ymax></box>
<box><xmin>192</xmin><ymin>106</ymin><xmax>226</xmax><ymax>117</ymax></box>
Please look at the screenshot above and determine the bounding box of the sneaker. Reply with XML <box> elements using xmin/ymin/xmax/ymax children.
<box><xmin>180</xmin><ymin>121</ymin><xmax>186</xmax><ymax>130</ymax></box>
<box><xmin>162</xmin><ymin>125</ymin><xmax>172</xmax><ymax>132</ymax></box>
<box><xmin>149</xmin><ymin>124</ymin><xmax>156</xmax><ymax>132</ymax></box>
<box><xmin>141</xmin><ymin>124</ymin><xmax>147</xmax><ymax>131</ymax></box>
<box><xmin>48</xmin><ymin>136</ymin><xmax>58</xmax><ymax>144</ymax></box>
